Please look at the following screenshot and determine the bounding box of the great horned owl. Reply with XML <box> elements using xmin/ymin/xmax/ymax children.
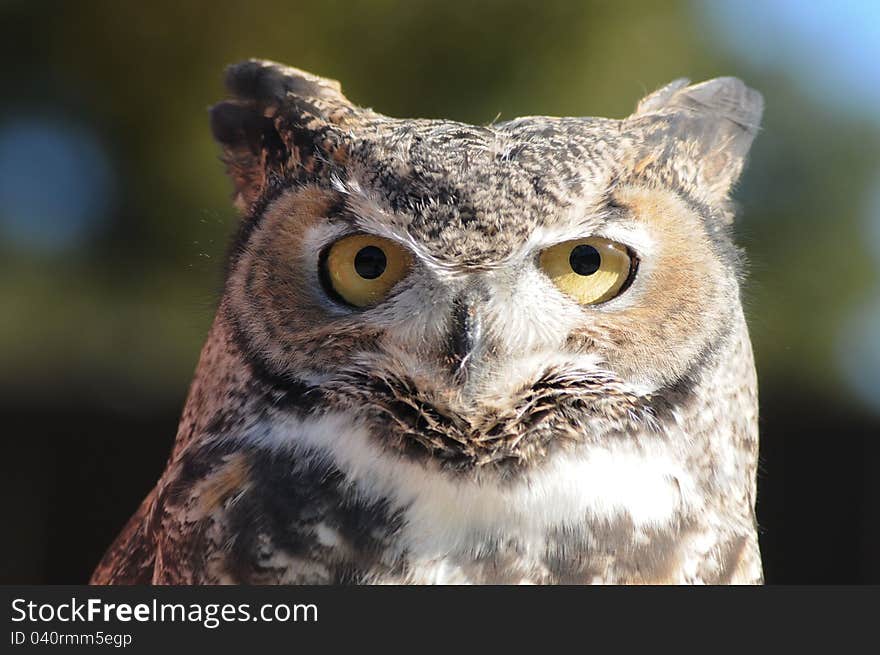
<box><xmin>92</xmin><ymin>60</ymin><xmax>763</xmax><ymax>585</ymax></box>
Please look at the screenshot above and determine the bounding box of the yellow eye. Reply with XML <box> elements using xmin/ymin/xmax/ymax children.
<box><xmin>323</xmin><ymin>234</ymin><xmax>412</xmax><ymax>308</ymax></box>
<box><xmin>539</xmin><ymin>237</ymin><xmax>634</xmax><ymax>305</ymax></box>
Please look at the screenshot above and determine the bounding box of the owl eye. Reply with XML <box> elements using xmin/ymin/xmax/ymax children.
<box><xmin>322</xmin><ymin>234</ymin><xmax>412</xmax><ymax>308</ymax></box>
<box><xmin>539</xmin><ymin>237</ymin><xmax>634</xmax><ymax>305</ymax></box>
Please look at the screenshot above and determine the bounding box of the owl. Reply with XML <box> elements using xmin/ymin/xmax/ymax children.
<box><xmin>91</xmin><ymin>59</ymin><xmax>763</xmax><ymax>585</ymax></box>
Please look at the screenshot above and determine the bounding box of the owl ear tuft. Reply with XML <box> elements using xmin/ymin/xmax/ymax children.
<box><xmin>210</xmin><ymin>60</ymin><xmax>363</xmax><ymax>214</ymax></box>
<box><xmin>634</xmin><ymin>78</ymin><xmax>692</xmax><ymax>115</ymax></box>
<box><xmin>627</xmin><ymin>77</ymin><xmax>764</xmax><ymax>209</ymax></box>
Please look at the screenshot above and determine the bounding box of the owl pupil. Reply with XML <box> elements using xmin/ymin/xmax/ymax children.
<box><xmin>354</xmin><ymin>246</ymin><xmax>387</xmax><ymax>279</ymax></box>
<box><xmin>569</xmin><ymin>245</ymin><xmax>601</xmax><ymax>276</ymax></box>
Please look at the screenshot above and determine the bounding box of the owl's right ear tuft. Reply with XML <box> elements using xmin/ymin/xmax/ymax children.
<box><xmin>220</xmin><ymin>59</ymin><xmax>353</xmax><ymax>120</ymax></box>
<box><xmin>210</xmin><ymin>60</ymin><xmax>363</xmax><ymax>214</ymax></box>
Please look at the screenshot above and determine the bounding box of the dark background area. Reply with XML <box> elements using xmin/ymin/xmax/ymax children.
<box><xmin>1</xmin><ymin>0</ymin><xmax>878</xmax><ymax>583</ymax></box>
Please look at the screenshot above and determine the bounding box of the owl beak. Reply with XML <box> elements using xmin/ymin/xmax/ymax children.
<box><xmin>448</xmin><ymin>290</ymin><xmax>485</xmax><ymax>383</ymax></box>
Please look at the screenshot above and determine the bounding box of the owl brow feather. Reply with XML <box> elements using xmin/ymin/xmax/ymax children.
<box><xmin>328</xmin><ymin>173</ymin><xmax>513</xmax><ymax>275</ymax></box>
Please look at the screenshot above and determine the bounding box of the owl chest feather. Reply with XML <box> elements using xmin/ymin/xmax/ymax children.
<box><xmin>155</xmin><ymin>408</ymin><xmax>757</xmax><ymax>585</ymax></box>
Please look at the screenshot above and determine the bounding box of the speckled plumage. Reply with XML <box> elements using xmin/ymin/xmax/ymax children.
<box><xmin>92</xmin><ymin>60</ymin><xmax>763</xmax><ymax>585</ymax></box>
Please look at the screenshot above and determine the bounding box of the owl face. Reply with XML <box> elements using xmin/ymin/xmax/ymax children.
<box><xmin>213</xmin><ymin>61</ymin><xmax>762</xmax><ymax>472</ymax></box>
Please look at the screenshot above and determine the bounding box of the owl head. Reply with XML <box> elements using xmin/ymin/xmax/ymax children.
<box><xmin>209</xmin><ymin>60</ymin><xmax>762</xmax><ymax>473</ymax></box>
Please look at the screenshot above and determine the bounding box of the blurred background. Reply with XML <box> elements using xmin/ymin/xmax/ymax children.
<box><xmin>1</xmin><ymin>0</ymin><xmax>878</xmax><ymax>584</ymax></box>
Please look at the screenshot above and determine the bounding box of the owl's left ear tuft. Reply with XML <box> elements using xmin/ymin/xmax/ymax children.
<box><xmin>210</xmin><ymin>60</ymin><xmax>365</xmax><ymax>214</ymax></box>
<box><xmin>634</xmin><ymin>78</ymin><xmax>692</xmax><ymax>115</ymax></box>
<box><xmin>627</xmin><ymin>77</ymin><xmax>764</xmax><ymax>210</ymax></box>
